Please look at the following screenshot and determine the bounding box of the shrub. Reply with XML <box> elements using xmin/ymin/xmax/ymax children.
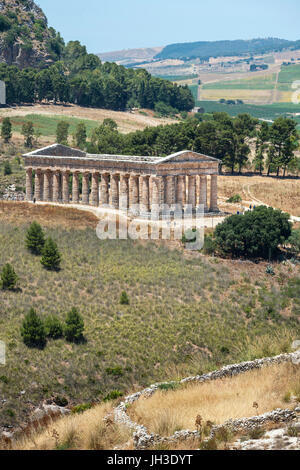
<box><xmin>120</xmin><ymin>291</ymin><xmax>129</xmax><ymax>305</ymax></box>
<box><xmin>3</xmin><ymin>161</ymin><xmax>12</xmax><ymax>175</ymax></box>
<box><xmin>214</xmin><ymin>206</ymin><xmax>292</xmax><ymax>259</ymax></box>
<box><xmin>41</xmin><ymin>237</ymin><xmax>61</xmax><ymax>271</ymax></box>
<box><xmin>44</xmin><ymin>315</ymin><xmax>63</xmax><ymax>339</ymax></box>
<box><xmin>53</xmin><ymin>396</ymin><xmax>68</xmax><ymax>407</ymax></box>
<box><xmin>266</xmin><ymin>265</ymin><xmax>275</xmax><ymax>276</ymax></box>
<box><xmin>248</xmin><ymin>426</ymin><xmax>265</xmax><ymax>440</ymax></box>
<box><xmin>105</xmin><ymin>366</ymin><xmax>123</xmax><ymax>376</ymax></box>
<box><xmin>64</xmin><ymin>307</ymin><xmax>84</xmax><ymax>343</ymax></box>
<box><xmin>227</xmin><ymin>194</ymin><xmax>242</xmax><ymax>203</ymax></box>
<box><xmin>202</xmin><ymin>235</ymin><xmax>216</xmax><ymax>255</ymax></box>
<box><xmin>71</xmin><ymin>403</ymin><xmax>92</xmax><ymax>414</ymax></box>
<box><xmin>1</xmin><ymin>263</ymin><xmax>18</xmax><ymax>290</ymax></box>
<box><xmin>158</xmin><ymin>382</ymin><xmax>179</xmax><ymax>391</ymax></box>
<box><xmin>21</xmin><ymin>308</ymin><xmax>46</xmax><ymax>349</ymax></box>
<box><xmin>25</xmin><ymin>221</ymin><xmax>45</xmax><ymax>255</ymax></box>
<box><xmin>288</xmin><ymin>229</ymin><xmax>300</xmax><ymax>255</ymax></box>
<box><xmin>103</xmin><ymin>390</ymin><xmax>123</xmax><ymax>402</ymax></box>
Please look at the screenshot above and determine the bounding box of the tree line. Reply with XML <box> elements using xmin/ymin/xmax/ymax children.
<box><xmin>53</xmin><ymin>112</ymin><xmax>300</xmax><ymax>176</ymax></box>
<box><xmin>0</xmin><ymin>40</ymin><xmax>194</xmax><ymax>112</ymax></box>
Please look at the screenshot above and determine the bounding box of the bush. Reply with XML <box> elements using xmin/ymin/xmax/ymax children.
<box><xmin>202</xmin><ymin>235</ymin><xmax>216</xmax><ymax>255</ymax></box>
<box><xmin>21</xmin><ymin>308</ymin><xmax>46</xmax><ymax>349</ymax></box>
<box><xmin>288</xmin><ymin>229</ymin><xmax>300</xmax><ymax>255</ymax></box>
<box><xmin>1</xmin><ymin>118</ymin><xmax>12</xmax><ymax>143</ymax></box>
<box><xmin>3</xmin><ymin>161</ymin><xmax>12</xmax><ymax>176</ymax></box>
<box><xmin>41</xmin><ymin>237</ymin><xmax>61</xmax><ymax>271</ymax></box>
<box><xmin>44</xmin><ymin>315</ymin><xmax>63</xmax><ymax>339</ymax></box>
<box><xmin>120</xmin><ymin>291</ymin><xmax>129</xmax><ymax>305</ymax></box>
<box><xmin>71</xmin><ymin>403</ymin><xmax>92</xmax><ymax>414</ymax></box>
<box><xmin>25</xmin><ymin>221</ymin><xmax>45</xmax><ymax>255</ymax></box>
<box><xmin>1</xmin><ymin>263</ymin><xmax>18</xmax><ymax>290</ymax></box>
<box><xmin>103</xmin><ymin>390</ymin><xmax>123</xmax><ymax>402</ymax></box>
<box><xmin>53</xmin><ymin>396</ymin><xmax>68</xmax><ymax>407</ymax></box>
<box><xmin>214</xmin><ymin>206</ymin><xmax>292</xmax><ymax>259</ymax></box>
<box><xmin>105</xmin><ymin>366</ymin><xmax>123</xmax><ymax>376</ymax></box>
<box><xmin>227</xmin><ymin>194</ymin><xmax>242</xmax><ymax>203</ymax></box>
<box><xmin>64</xmin><ymin>307</ymin><xmax>84</xmax><ymax>343</ymax></box>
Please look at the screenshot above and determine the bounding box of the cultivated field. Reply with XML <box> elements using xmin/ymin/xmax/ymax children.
<box><xmin>0</xmin><ymin>202</ymin><xmax>299</xmax><ymax>429</ymax></box>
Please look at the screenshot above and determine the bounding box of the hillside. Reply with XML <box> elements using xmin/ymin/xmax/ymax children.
<box><xmin>98</xmin><ymin>47</ymin><xmax>163</xmax><ymax>65</ymax></box>
<box><xmin>0</xmin><ymin>0</ymin><xmax>63</xmax><ymax>68</ymax></box>
<box><xmin>0</xmin><ymin>202</ymin><xmax>299</xmax><ymax>433</ymax></box>
<box><xmin>156</xmin><ymin>38</ymin><xmax>300</xmax><ymax>60</ymax></box>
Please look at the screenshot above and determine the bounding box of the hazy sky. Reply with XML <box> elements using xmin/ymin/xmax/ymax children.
<box><xmin>38</xmin><ymin>0</ymin><xmax>300</xmax><ymax>54</ymax></box>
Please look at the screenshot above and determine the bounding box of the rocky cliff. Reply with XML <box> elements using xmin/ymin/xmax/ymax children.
<box><xmin>0</xmin><ymin>0</ymin><xmax>63</xmax><ymax>68</ymax></box>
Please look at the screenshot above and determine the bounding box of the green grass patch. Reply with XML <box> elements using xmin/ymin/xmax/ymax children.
<box><xmin>2</xmin><ymin>114</ymin><xmax>100</xmax><ymax>138</ymax></box>
<box><xmin>202</xmin><ymin>74</ymin><xmax>276</xmax><ymax>90</ymax></box>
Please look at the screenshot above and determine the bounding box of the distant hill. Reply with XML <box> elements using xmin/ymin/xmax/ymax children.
<box><xmin>98</xmin><ymin>46</ymin><xmax>163</xmax><ymax>64</ymax></box>
<box><xmin>156</xmin><ymin>38</ymin><xmax>300</xmax><ymax>60</ymax></box>
<box><xmin>0</xmin><ymin>0</ymin><xmax>64</xmax><ymax>68</ymax></box>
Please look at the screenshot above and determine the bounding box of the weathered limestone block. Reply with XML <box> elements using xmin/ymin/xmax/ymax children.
<box><xmin>62</xmin><ymin>171</ymin><xmax>70</xmax><ymax>204</ymax></box>
<box><xmin>53</xmin><ymin>171</ymin><xmax>61</xmax><ymax>203</ymax></box>
<box><xmin>91</xmin><ymin>172</ymin><xmax>99</xmax><ymax>207</ymax></box>
<box><xmin>34</xmin><ymin>169</ymin><xmax>43</xmax><ymax>201</ymax></box>
<box><xmin>82</xmin><ymin>172</ymin><xmax>90</xmax><ymax>205</ymax></box>
<box><xmin>140</xmin><ymin>175</ymin><xmax>150</xmax><ymax>214</ymax></box>
<box><xmin>72</xmin><ymin>172</ymin><xmax>80</xmax><ymax>204</ymax></box>
<box><xmin>188</xmin><ymin>175</ymin><xmax>196</xmax><ymax>208</ymax></box>
<box><xmin>210</xmin><ymin>175</ymin><xmax>218</xmax><ymax>212</ymax></box>
<box><xmin>43</xmin><ymin>170</ymin><xmax>52</xmax><ymax>202</ymax></box>
<box><xmin>100</xmin><ymin>173</ymin><xmax>109</xmax><ymax>205</ymax></box>
<box><xmin>26</xmin><ymin>168</ymin><xmax>33</xmax><ymax>201</ymax></box>
<box><xmin>120</xmin><ymin>174</ymin><xmax>129</xmax><ymax>210</ymax></box>
<box><xmin>199</xmin><ymin>175</ymin><xmax>208</xmax><ymax>211</ymax></box>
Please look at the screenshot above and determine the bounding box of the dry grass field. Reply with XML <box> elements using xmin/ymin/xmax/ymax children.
<box><xmin>0</xmin><ymin>104</ymin><xmax>176</xmax><ymax>136</ymax></box>
<box><xmin>129</xmin><ymin>362</ymin><xmax>300</xmax><ymax>436</ymax></box>
<box><xmin>218</xmin><ymin>175</ymin><xmax>300</xmax><ymax>217</ymax></box>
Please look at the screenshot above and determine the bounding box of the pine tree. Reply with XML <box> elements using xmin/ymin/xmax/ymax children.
<box><xmin>64</xmin><ymin>307</ymin><xmax>84</xmax><ymax>342</ymax></box>
<box><xmin>21</xmin><ymin>308</ymin><xmax>46</xmax><ymax>348</ymax></box>
<box><xmin>44</xmin><ymin>315</ymin><xmax>63</xmax><ymax>339</ymax></box>
<box><xmin>1</xmin><ymin>263</ymin><xmax>18</xmax><ymax>290</ymax></box>
<box><xmin>1</xmin><ymin>118</ymin><xmax>12</xmax><ymax>143</ymax></box>
<box><xmin>120</xmin><ymin>291</ymin><xmax>129</xmax><ymax>305</ymax></box>
<box><xmin>41</xmin><ymin>237</ymin><xmax>61</xmax><ymax>271</ymax></box>
<box><xmin>26</xmin><ymin>221</ymin><xmax>45</xmax><ymax>255</ymax></box>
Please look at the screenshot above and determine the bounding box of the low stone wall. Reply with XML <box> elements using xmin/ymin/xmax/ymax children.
<box><xmin>114</xmin><ymin>351</ymin><xmax>300</xmax><ymax>449</ymax></box>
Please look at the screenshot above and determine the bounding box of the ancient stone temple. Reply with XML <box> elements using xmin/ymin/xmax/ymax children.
<box><xmin>23</xmin><ymin>144</ymin><xmax>220</xmax><ymax>217</ymax></box>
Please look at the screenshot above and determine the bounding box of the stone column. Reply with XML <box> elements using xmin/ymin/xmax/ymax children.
<box><xmin>188</xmin><ymin>175</ymin><xmax>196</xmax><ymax>208</ymax></box>
<box><xmin>53</xmin><ymin>170</ymin><xmax>61</xmax><ymax>203</ymax></box>
<box><xmin>176</xmin><ymin>175</ymin><xmax>186</xmax><ymax>207</ymax></box>
<box><xmin>140</xmin><ymin>175</ymin><xmax>150</xmax><ymax>215</ymax></box>
<box><xmin>119</xmin><ymin>173</ymin><xmax>129</xmax><ymax>210</ymax></box>
<box><xmin>129</xmin><ymin>174</ymin><xmax>139</xmax><ymax>214</ymax></box>
<box><xmin>25</xmin><ymin>168</ymin><xmax>33</xmax><ymax>201</ymax></box>
<box><xmin>82</xmin><ymin>172</ymin><xmax>90</xmax><ymax>205</ymax></box>
<box><xmin>199</xmin><ymin>175</ymin><xmax>208</xmax><ymax>212</ymax></box>
<box><xmin>72</xmin><ymin>172</ymin><xmax>80</xmax><ymax>204</ymax></box>
<box><xmin>62</xmin><ymin>171</ymin><xmax>70</xmax><ymax>204</ymax></box>
<box><xmin>110</xmin><ymin>173</ymin><xmax>119</xmax><ymax>209</ymax></box>
<box><xmin>34</xmin><ymin>169</ymin><xmax>43</xmax><ymax>201</ymax></box>
<box><xmin>91</xmin><ymin>172</ymin><xmax>99</xmax><ymax>207</ymax></box>
<box><xmin>165</xmin><ymin>176</ymin><xmax>176</xmax><ymax>206</ymax></box>
<box><xmin>158</xmin><ymin>176</ymin><xmax>165</xmax><ymax>207</ymax></box>
<box><xmin>43</xmin><ymin>170</ymin><xmax>52</xmax><ymax>202</ymax></box>
<box><xmin>100</xmin><ymin>173</ymin><xmax>109</xmax><ymax>206</ymax></box>
<box><xmin>210</xmin><ymin>175</ymin><xmax>219</xmax><ymax>212</ymax></box>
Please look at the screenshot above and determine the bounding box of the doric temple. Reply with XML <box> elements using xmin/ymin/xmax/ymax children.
<box><xmin>23</xmin><ymin>144</ymin><xmax>220</xmax><ymax>216</ymax></box>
